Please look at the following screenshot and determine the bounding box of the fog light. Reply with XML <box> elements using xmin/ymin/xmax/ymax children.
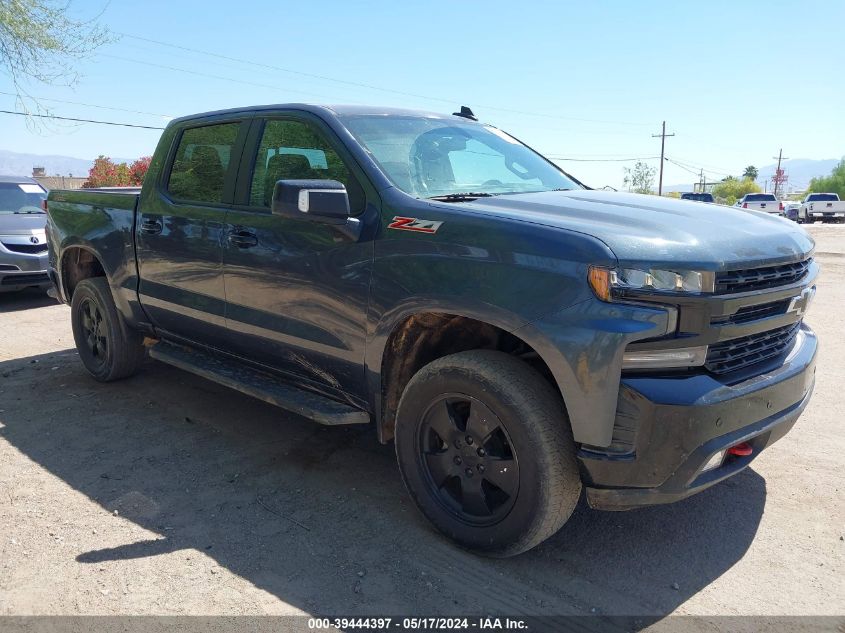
<box><xmin>622</xmin><ymin>346</ymin><xmax>708</xmax><ymax>370</ymax></box>
<box><xmin>701</xmin><ymin>450</ymin><xmax>726</xmax><ymax>473</ymax></box>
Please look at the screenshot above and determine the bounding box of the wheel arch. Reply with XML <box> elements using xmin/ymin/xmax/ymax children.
<box><xmin>369</xmin><ymin>303</ymin><xmax>572</xmax><ymax>444</ymax></box>
<box><xmin>59</xmin><ymin>243</ymin><xmax>108</xmax><ymax>301</ymax></box>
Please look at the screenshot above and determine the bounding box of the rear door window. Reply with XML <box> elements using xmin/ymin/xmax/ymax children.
<box><xmin>167</xmin><ymin>123</ymin><xmax>241</xmax><ymax>204</ymax></box>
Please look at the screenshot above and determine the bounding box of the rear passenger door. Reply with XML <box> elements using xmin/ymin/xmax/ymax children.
<box><xmin>221</xmin><ymin>113</ymin><xmax>376</xmax><ymax>403</ymax></box>
<box><xmin>136</xmin><ymin>117</ymin><xmax>250</xmax><ymax>346</ymax></box>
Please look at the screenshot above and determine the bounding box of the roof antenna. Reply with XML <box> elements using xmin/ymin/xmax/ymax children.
<box><xmin>452</xmin><ymin>106</ymin><xmax>478</xmax><ymax>121</ymax></box>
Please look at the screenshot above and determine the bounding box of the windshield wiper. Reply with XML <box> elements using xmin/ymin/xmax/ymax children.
<box><xmin>427</xmin><ymin>192</ymin><xmax>496</xmax><ymax>202</ymax></box>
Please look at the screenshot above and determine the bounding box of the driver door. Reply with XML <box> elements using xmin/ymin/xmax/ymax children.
<box><xmin>221</xmin><ymin>114</ymin><xmax>374</xmax><ymax>402</ymax></box>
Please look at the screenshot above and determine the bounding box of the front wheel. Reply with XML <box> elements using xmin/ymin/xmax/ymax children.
<box><xmin>395</xmin><ymin>350</ymin><xmax>581</xmax><ymax>557</ymax></box>
<box><xmin>70</xmin><ymin>277</ymin><xmax>145</xmax><ymax>381</ymax></box>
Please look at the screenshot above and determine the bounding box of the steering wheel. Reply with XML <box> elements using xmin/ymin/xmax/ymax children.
<box><xmin>481</xmin><ymin>179</ymin><xmax>504</xmax><ymax>188</ymax></box>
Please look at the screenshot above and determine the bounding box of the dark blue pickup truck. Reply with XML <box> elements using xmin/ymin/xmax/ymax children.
<box><xmin>45</xmin><ymin>104</ymin><xmax>818</xmax><ymax>556</ymax></box>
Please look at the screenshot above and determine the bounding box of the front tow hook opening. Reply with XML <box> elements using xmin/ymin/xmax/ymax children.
<box><xmin>727</xmin><ymin>442</ymin><xmax>753</xmax><ymax>457</ymax></box>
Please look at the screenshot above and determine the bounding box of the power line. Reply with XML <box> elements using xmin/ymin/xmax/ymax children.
<box><xmin>668</xmin><ymin>155</ymin><xmax>735</xmax><ymax>177</ymax></box>
<box><xmin>664</xmin><ymin>157</ymin><xmax>701</xmax><ymax>176</ymax></box>
<box><xmin>549</xmin><ymin>156</ymin><xmax>660</xmax><ymax>162</ymax></box>
<box><xmin>0</xmin><ymin>90</ymin><xmax>172</xmax><ymax>119</ymax></box>
<box><xmin>113</xmin><ymin>32</ymin><xmax>655</xmax><ymax>127</ymax></box>
<box><xmin>99</xmin><ymin>53</ymin><xmax>348</xmax><ymax>102</ymax></box>
<box><xmin>0</xmin><ymin>109</ymin><xmax>165</xmax><ymax>130</ymax></box>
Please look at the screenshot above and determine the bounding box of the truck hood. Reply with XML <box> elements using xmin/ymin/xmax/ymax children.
<box><xmin>459</xmin><ymin>190</ymin><xmax>814</xmax><ymax>269</ymax></box>
<box><xmin>0</xmin><ymin>213</ymin><xmax>47</xmax><ymax>235</ymax></box>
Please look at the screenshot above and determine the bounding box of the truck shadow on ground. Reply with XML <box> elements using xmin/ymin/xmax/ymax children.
<box><xmin>0</xmin><ymin>288</ymin><xmax>55</xmax><ymax>313</ymax></box>
<box><xmin>0</xmin><ymin>349</ymin><xmax>767</xmax><ymax>622</ymax></box>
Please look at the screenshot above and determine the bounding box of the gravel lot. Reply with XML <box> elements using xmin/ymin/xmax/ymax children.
<box><xmin>0</xmin><ymin>224</ymin><xmax>843</xmax><ymax>620</ymax></box>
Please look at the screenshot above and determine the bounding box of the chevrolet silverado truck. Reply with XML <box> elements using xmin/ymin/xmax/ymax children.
<box><xmin>799</xmin><ymin>193</ymin><xmax>845</xmax><ymax>223</ymax></box>
<box><xmin>46</xmin><ymin>104</ymin><xmax>818</xmax><ymax>556</ymax></box>
<box><xmin>737</xmin><ymin>192</ymin><xmax>783</xmax><ymax>215</ymax></box>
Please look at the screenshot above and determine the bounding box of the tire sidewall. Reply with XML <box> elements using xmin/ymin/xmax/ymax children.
<box><xmin>70</xmin><ymin>279</ymin><xmax>123</xmax><ymax>381</ymax></box>
<box><xmin>395</xmin><ymin>360</ymin><xmax>569</xmax><ymax>554</ymax></box>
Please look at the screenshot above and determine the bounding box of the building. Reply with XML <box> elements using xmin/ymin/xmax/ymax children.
<box><xmin>31</xmin><ymin>167</ymin><xmax>87</xmax><ymax>191</ymax></box>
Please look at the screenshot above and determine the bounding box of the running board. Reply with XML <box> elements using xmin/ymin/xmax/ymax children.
<box><xmin>148</xmin><ymin>341</ymin><xmax>370</xmax><ymax>426</ymax></box>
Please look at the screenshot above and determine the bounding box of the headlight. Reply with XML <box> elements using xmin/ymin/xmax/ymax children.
<box><xmin>588</xmin><ymin>265</ymin><xmax>714</xmax><ymax>300</ymax></box>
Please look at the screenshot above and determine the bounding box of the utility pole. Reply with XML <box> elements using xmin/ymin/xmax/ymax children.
<box><xmin>772</xmin><ymin>148</ymin><xmax>789</xmax><ymax>198</ymax></box>
<box><xmin>652</xmin><ymin>121</ymin><xmax>675</xmax><ymax>195</ymax></box>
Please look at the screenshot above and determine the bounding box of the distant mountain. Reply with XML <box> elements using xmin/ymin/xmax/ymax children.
<box><xmin>665</xmin><ymin>158</ymin><xmax>840</xmax><ymax>194</ymax></box>
<box><xmin>0</xmin><ymin>149</ymin><xmax>92</xmax><ymax>178</ymax></box>
<box><xmin>756</xmin><ymin>158</ymin><xmax>840</xmax><ymax>192</ymax></box>
<box><xmin>0</xmin><ymin>149</ymin><xmax>134</xmax><ymax>179</ymax></box>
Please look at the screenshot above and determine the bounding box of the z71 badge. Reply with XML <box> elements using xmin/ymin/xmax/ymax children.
<box><xmin>387</xmin><ymin>216</ymin><xmax>444</xmax><ymax>234</ymax></box>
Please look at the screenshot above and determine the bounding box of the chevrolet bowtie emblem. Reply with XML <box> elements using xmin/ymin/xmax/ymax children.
<box><xmin>787</xmin><ymin>286</ymin><xmax>815</xmax><ymax>317</ymax></box>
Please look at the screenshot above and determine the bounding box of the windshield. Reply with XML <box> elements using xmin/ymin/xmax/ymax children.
<box><xmin>339</xmin><ymin>115</ymin><xmax>580</xmax><ymax>198</ymax></box>
<box><xmin>744</xmin><ymin>194</ymin><xmax>777</xmax><ymax>202</ymax></box>
<box><xmin>808</xmin><ymin>193</ymin><xmax>838</xmax><ymax>201</ymax></box>
<box><xmin>0</xmin><ymin>182</ymin><xmax>47</xmax><ymax>214</ymax></box>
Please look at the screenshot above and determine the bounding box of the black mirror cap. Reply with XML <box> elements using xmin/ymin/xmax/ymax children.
<box><xmin>271</xmin><ymin>179</ymin><xmax>350</xmax><ymax>222</ymax></box>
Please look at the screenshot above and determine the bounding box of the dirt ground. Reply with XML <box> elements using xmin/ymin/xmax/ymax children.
<box><xmin>0</xmin><ymin>225</ymin><xmax>843</xmax><ymax>621</ymax></box>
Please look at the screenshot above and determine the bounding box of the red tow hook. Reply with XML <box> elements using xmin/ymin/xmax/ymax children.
<box><xmin>727</xmin><ymin>442</ymin><xmax>753</xmax><ymax>457</ymax></box>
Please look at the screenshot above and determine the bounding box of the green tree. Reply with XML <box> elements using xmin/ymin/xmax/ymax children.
<box><xmin>742</xmin><ymin>165</ymin><xmax>759</xmax><ymax>180</ymax></box>
<box><xmin>0</xmin><ymin>1</ymin><xmax>110</xmax><ymax>109</ymax></box>
<box><xmin>712</xmin><ymin>177</ymin><xmax>761</xmax><ymax>206</ymax></box>
<box><xmin>623</xmin><ymin>161</ymin><xmax>656</xmax><ymax>194</ymax></box>
<box><xmin>807</xmin><ymin>158</ymin><xmax>845</xmax><ymax>198</ymax></box>
<box><xmin>83</xmin><ymin>156</ymin><xmax>150</xmax><ymax>188</ymax></box>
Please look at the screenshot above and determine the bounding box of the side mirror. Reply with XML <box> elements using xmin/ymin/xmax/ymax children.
<box><xmin>271</xmin><ymin>179</ymin><xmax>350</xmax><ymax>223</ymax></box>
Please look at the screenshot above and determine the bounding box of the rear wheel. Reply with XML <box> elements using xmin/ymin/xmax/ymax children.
<box><xmin>70</xmin><ymin>277</ymin><xmax>145</xmax><ymax>381</ymax></box>
<box><xmin>395</xmin><ymin>350</ymin><xmax>581</xmax><ymax>557</ymax></box>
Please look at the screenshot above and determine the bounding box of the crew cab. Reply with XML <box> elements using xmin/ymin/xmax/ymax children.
<box><xmin>45</xmin><ymin>104</ymin><xmax>818</xmax><ymax>556</ymax></box>
<box><xmin>737</xmin><ymin>192</ymin><xmax>783</xmax><ymax>215</ymax></box>
<box><xmin>799</xmin><ymin>193</ymin><xmax>845</xmax><ymax>223</ymax></box>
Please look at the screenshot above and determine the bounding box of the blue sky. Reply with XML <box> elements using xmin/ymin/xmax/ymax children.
<box><xmin>2</xmin><ymin>0</ymin><xmax>843</xmax><ymax>189</ymax></box>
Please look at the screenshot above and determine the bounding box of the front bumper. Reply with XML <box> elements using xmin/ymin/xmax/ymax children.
<box><xmin>0</xmin><ymin>248</ymin><xmax>50</xmax><ymax>292</ymax></box>
<box><xmin>582</xmin><ymin>323</ymin><xmax>817</xmax><ymax>510</ymax></box>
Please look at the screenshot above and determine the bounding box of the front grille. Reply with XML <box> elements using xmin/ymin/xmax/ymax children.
<box><xmin>711</xmin><ymin>299</ymin><xmax>792</xmax><ymax>325</ymax></box>
<box><xmin>705</xmin><ymin>322</ymin><xmax>801</xmax><ymax>375</ymax></box>
<box><xmin>0</xmin><ymin>272</ymin><xmax>49</xmax><ymax>286</ymax></box>
<box><xmin>716</xmin><ymin>258</ymin><xmax>811</xmax><ymax>293</ymax></box>
<box><xmin>1</xmin><ymin>242</ymin><xmax>48</xmax><ymax>254</ymax></box>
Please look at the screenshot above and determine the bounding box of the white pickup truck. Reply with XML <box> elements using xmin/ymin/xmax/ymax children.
<box><xmin>737</xmin><ymin>193</ymin><xmax>783</xmax><ymax>215</ymax></box>
<box><xmin>799</xmin><ymin>193</ymin><xmax>845</xmax><ymax>224</ymax></box>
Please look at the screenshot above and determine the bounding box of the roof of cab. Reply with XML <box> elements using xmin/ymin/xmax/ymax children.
<box><xmin>168</xmin><ymin>103</ymin><xmax>470</xmax><ymax>126</ymax></box>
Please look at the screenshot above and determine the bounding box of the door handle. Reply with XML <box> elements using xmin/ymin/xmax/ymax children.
<box><xmin>228</xmin><ymin>230</ymin><xmax>258</xmax><ymax>248</ymax></box>
<box><xmin>140</xmin><ymin>218</ymin><xmax>162</xmax><ymax>235</ymax></box>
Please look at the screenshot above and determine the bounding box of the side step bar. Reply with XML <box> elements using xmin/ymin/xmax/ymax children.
<box><xmin>148</xmin><ymin>341</ymin><xmax>370</xmax><ymax>426</ymax></box>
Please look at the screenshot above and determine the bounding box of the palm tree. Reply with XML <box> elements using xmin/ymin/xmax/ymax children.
<box><xmin>743</xmin><ymin>165</ymin><xmax>759</xmax><ymax>180</ymax></box>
